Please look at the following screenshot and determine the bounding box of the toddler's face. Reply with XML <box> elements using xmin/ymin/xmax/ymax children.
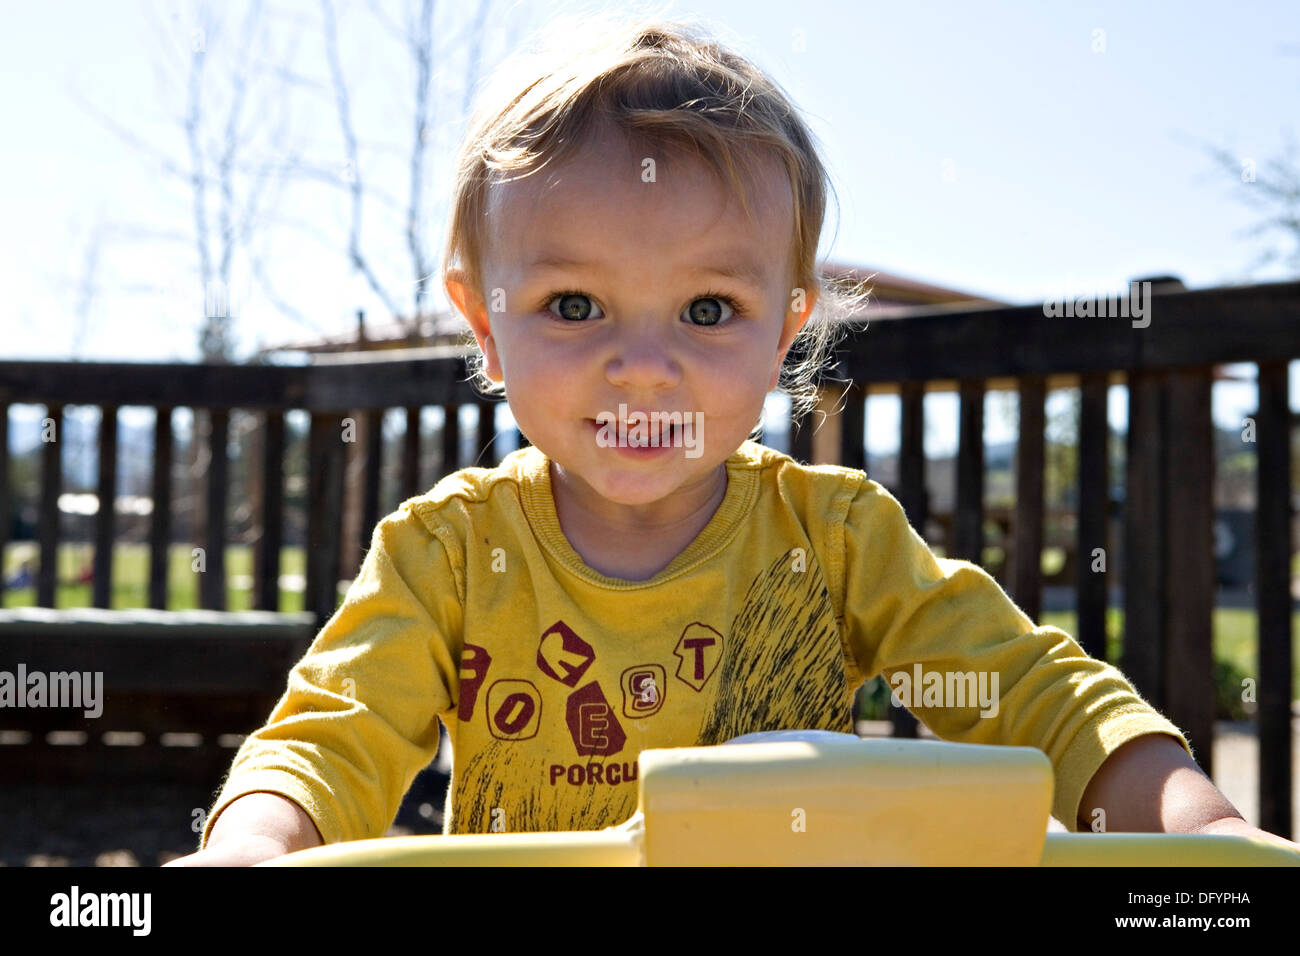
<box><xmin>447</xmin><ymin>121</ymin><xmax>814</xmax><ymax>519</ymax></box>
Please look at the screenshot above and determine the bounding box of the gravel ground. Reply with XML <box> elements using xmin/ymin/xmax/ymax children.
<box><xmin>0</xmin><ymin>766</ymin><xmax>450</xmax><ymax>868</ymax></box>
<box><xmin>2</xmin><ymin>721</ymin><xmax>1294</xmax><ymax>865</ymax></box>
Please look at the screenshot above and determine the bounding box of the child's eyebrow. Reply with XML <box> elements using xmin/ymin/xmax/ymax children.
<box><xmin>525</xmin><ymin>252</ymin><xmax>769</xmax><ymax>292</ymax></box>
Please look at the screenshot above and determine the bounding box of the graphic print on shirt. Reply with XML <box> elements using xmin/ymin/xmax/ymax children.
<box><xmin>695</xmin><ymin>552</ymin><xmax>851</xmax><ymax>744</ymax></box>
<box><xmin>674</xmin><ymin>623</ymin><xmax>723</xmax><ymax>690</ymax></box>
<box><xmin>621</xmin><ymin>665</ymin><xmax>666</xmax><ymax>718</ymax></box>
<box><xmin>446</xmin><ymin>552</ymin><xmax>849</xmax><ymax>833</ymax></box>
<box><xmin>449</xmin><ymin>623</ymin><xmax>640</xmax><ymax>833</ymax></box>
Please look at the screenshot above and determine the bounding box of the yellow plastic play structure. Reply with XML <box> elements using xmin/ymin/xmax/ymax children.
<box><xmin>262</xmin><ymin>732</ymin><xmax>1299</xmax><ymax>866</ymax></box>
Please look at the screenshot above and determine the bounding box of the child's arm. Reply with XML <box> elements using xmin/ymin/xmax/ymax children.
<box><xmin>839</xmin><ymin>479</ymin><xmax>1296</xmax><ymax>849</ymax></box>
<box><xmin>165</xmin><ymin>792</ymin><xmax>324</xmax><ymax>866</ymax></box>
<box><xmin>1078</xmin><ymin>732</ymin><xmax>1300</xmax><ymax>850</ymax></box>
<box><xmin>192</xmin><ymin>505</ymin><xmax>462</xmax><ymax>855</ymax></box>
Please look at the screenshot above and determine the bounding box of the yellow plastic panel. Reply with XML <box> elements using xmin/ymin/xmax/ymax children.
<box><xmin>638</xmin><ymin>736</ymin><xmax>1053</xmax><ymax>866</ymax></box>
<box><xmin>1040</xmin><ymin>833</ymin><xmax>1300</xmax><ymax>867</ymax></box>
<box><xmin>262</xmin><ymin>831</ymin><xmax>642</xmax><ymax>867</ymax></box>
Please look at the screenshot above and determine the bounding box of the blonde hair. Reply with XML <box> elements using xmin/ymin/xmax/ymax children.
<box><xmin>440</xmin><ymin>10</ymin><xmax>870</xmax><ymax>437</ymax></box>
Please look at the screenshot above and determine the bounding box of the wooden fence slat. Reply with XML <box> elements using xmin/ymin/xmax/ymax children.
<box><xmin>1077</xmin><ymin>374</ymin><xmax>1110</xmax><ymax>659</ymax></box>
<box><xmin>476</xmin><ymin>398</ymin><xmax>498</xmax><ymax>467</ymax></box>
<box><xmin>37</xmin><ymin>403</ymin><xmax>63</xmax><ymax>607</ymax></box>
<box><xmin>362</xmin><ymin>408</ymin><xmax>383</xmax><ymax>551</ymax></box>
<box><xmin>255</xmin><ymin>409</ymin><xmax>285</xmax><ymax>612</ymax></box>
<box><xmin>953</xmin><ymin>380</ymin><xmax>985</xmax><ymax>564</ymax></box>
<box><xmin>442</xmin><ymin>402</ymin><xmax>461</xmax><ymax>478</ymax></box>
<box><xmin>898</xmin><ymin>382</ymin><xmax>927</xmax><ymax>530</ymax></box>
<box><xmin>893</xmin><ymin>381</ymin><xmax>925</xmax><ymax>739</ymax></box>
<box><xmin>305</xmin><ymin>414</ymin><xmax>323</xmax><ymax>620</ymax></box>
<box><xmin>838</xmin><ymin>384</ymin><xmax>866</xmax><ymax>473</ymax></box>
<box><xmin>1122</xmin><ymin>371</ymin><xmax>1166</xmax><ymax>707</ymax></box>
<box><xmin>201</xmin><ymin>408</ymin><xmax>229</xmax><ymax>611</ymax></box>
<box><xmin>337</xmin><ymin>410</ymin><xmax>368</xmax><ymax>582</ymax></box>
<box><xmin>403</xmin><ymin>406</ymin><xmax>421</xmax><ymax>499</ymax></box>
<box><xmin>92</xmin><ymin>404</ymin><xmax>118</xmax><ymax>609</ymax></box>
<box><xmin>789</xmin><ymin>401</ymin><xmax>814</xmax><ymax>464</ymax></box>
<box><xmin>1255</xmin><ymin>360</ymin><xmax>1293</xmax><ymax>839</ymax></box>
<box><xmin>1012</xmin><ymin>376</ymin><xmax>1045</xmax><ymax>622</ymax></box>
<box><xmin>1164</xmin><ymin>366</ymin><xmax>1215</xmax><ymax>776</ymax></box>
<box><xmin>149</xmin><ymin>407</ymin><xmax>173</xmax><ymax>610</ymax></box>
<box><xmin>0</xmin><ymin>399</ymin><xmax>9</xmax><ymax>587</ymax></box>
<box><xmin>307</xmin><ymin>413</ymin><xmax>346</xmax><ymax>630</ymax></box>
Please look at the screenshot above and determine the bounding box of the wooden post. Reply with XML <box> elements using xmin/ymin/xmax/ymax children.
<box><xmin>93</xmin><ymin>404</ymin><xmax>118</xmax><ymax>609</ymax></box>
<box><xmin>1077</xmin><ymin>374</ymin><xmax>1110</xmax><ymax>659</ymax></box>
<box><xmin>1012</xmin><ymin>376</ymin><xmax>1046</xmax><ymax>623</ymax></box>
<box><xmin>810</xmin><ymin>386</ymin><xmax>843</xmax><ymax>466</ymax></box>
<box><xmin>1123</xmin><ymin>371</ymin><xmax>1166</xmax><ymax>708</ymax></box>
<box><xmin>361</xmin><ymin>409</ymin><xmax>383</xmax><ymax>555</ymax></box>
<box><xmin>255</xmin><ymin>410</ymin><xmax>285</xmax><ymax>612</ymax></box>
<box><xmin>442</xmin><ymin>403</ymin><xmax>461</xmax><ymax>478</ymax></box>
<box><xmin>1164</xmin><ymin>366</ymin><xmax>1215</xmax><ymax>777</ymax></box>
<box><xmin>789</xmin><ymin>399</ymin><xmax>814</xmax><ymax>464</ymax></box>
<box><xmin>1254</xmin><ymin>360</ymin><xmax>1293</xmax><ymax>839</ymax></box>
<box><xmin>307</xmin><ymin>412</ymin><xmax>346</xmax><ymax>630</ymax></box>
<box><xmin>149</xmin><ymin>407</ymin><xmax>173</xmax><ymax>610</ymax></box>
<box><xmin>893</xmin><ymin>381</ymin><xmax>926</xmax><ymax>739</ymax></box>
<box><xmin>953</xmin><ymin>379</ymin><xmax>985</xmax><ymax>564</ymax></box>
<box><xmin>339</xmin><ymin>409</ymin><xmax>365</xmax><ymax>580</ymax></box>
<box><xmin>37</xmin><ymin>403</ymin><xmax>63</xmax><ymax>608</ymax></box>
<box><xmin>403</xmin><ymin>406</ymin><xmax>422</xmax><ymax>500</ymax></box>
<box><xmin>838</xmin><ymin>383</ymin><xmax>866</xmax><ymax>474</ymax></box>
<box><xmin>201</xmin><ymin>407</ymin><xmax>229</xmax><ymax>611</ymax></box>
<box><xmin>0</xmin><ymin>397</ymin><xmax>8</xmax><ymax>587</ymax></box>
<box><xmin>476</xmin><ymin>398</ymin><xmax>498</xmax><ymax>467</ymax></box>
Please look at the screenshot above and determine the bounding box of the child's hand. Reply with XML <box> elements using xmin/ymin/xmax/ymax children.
<box><xmin>1193</xmin><ymin>816</ymin><xmax>1300</xmax><ymax>854</ymax></box>
<box><xmin>163</xmin><ymin>792</ymin><xmax>324</xmax><ymax>867</ymax></box>
<box><xmin>163</xmin><ymin>834</ymin><xmax>298</xmax><ymax>867</ymax></box>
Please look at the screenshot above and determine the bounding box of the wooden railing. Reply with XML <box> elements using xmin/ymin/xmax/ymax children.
<box><xmin>0</xmin><ymin>279</ymin><xmax>1296</xmax><ymax>833</ymax></box>
<box><xmin>792</xmin><ymin>278</ymin><xmax>1299</xmax><ymax>837</ymax></box>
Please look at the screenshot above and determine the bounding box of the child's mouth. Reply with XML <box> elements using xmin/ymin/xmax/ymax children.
<box><xmin>589</xmin><ymin>418</ymin><xmax>680</xmax><ymax>451</ymax></box>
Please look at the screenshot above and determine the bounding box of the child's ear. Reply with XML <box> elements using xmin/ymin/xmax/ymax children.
<box><xmin>445</xmin><ymin>269</ymin><xmax>503</xmax><ymax>383</ymax></box>
<box><xmin>768</xmin><ymin>286</ymin><xmax>819</xmax><ymax>391</ymax></box>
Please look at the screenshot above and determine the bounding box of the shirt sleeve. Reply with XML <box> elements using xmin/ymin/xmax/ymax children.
<box><xmin>839</xmin><ymin>477</ymin><xmax>1194</xmax><ymax>832</ymax></box>
<box><xmin>200</xmin><ymin>503</ymin><xmax>464</xmax><ymax>849</ymax></box>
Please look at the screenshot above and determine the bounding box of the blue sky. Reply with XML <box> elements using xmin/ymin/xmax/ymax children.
<box><xmin>1</xmin><ymin>0</ymin><xmax>1297</xmax><ymax>452</ymax></box>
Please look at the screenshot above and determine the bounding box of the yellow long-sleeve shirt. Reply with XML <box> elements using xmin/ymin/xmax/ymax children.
<box><xmin>200</xmin><ymin>438</ymin><xmax>1191</xmax><ymax>848</ymax></box>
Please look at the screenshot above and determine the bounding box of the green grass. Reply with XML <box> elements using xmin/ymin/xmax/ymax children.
<box><xmin>0</xmin><ymin>541</ymin><xmax>345</xmax><ymax>611</ymax></box>
<box><xmin>1039</xmin><ymin>607</ymin><xmax>1300</xmax><ymax>702</ymax></box>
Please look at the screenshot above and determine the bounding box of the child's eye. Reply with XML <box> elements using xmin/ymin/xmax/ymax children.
<box><xmin>542</xmin><ymin>290</ymin><xmax>742</xmax><ymax>326</ymax></box>
<box><xmin>683</xmin><ymin>294</ymin><xmax>738</xmax><ymax>328</ymax></box>
<box><xmin>546</xmin><ymin>292</ymin><xmax>604</xmax><ymax>321</ymax></box>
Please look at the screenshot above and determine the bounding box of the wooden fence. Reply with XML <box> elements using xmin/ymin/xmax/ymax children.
<box><xmin>0</xmin><ymin>279</ymin><xmax>1296</xmax><ymax>834</ymax></box>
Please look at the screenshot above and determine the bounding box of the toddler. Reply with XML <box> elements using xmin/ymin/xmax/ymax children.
<box><xmin>171</xmin><ymin>12</ymin><xmax>1291</xmax><ymax>865</ymax></box>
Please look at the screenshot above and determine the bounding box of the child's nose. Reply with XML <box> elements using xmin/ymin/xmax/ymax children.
<box><xmin>605</xmin><ymin>331</ymin><xmax>681</xmax><ymax>387</ymax></box>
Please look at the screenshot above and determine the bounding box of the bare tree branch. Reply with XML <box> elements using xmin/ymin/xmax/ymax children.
<box><xmin>69</xmin><ymin>219</ymin><xmax>106</xmax><ymax>360</ymax></box>
<box><xmin>406</xmin><ymin>0</ymin><xmax>435</xmax><ymax>319</ymax></box>
<box><xmin>364</xmin><ymin>0</ymin><xmax>407</xmax><ymax>46</ymax></box>
<box><xmin>320</xmin><ymin>0</ymin><xmax>405</xmax><ymax>320</ymax></box>
<box><xmin>1193</xmin><ymin>126</ymin><xmax>1300</xmax><ymax>279</ymax></box>
<box><xmin>247</xmin><ymin>244</ymin><xmax>330</xmax><ymax>336</ymax></box>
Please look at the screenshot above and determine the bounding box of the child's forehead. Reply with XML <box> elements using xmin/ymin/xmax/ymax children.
<box><xmin>483</xmin><ymin>124</ymin><xmax>795</xmax><ymax>279</ymax></box>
